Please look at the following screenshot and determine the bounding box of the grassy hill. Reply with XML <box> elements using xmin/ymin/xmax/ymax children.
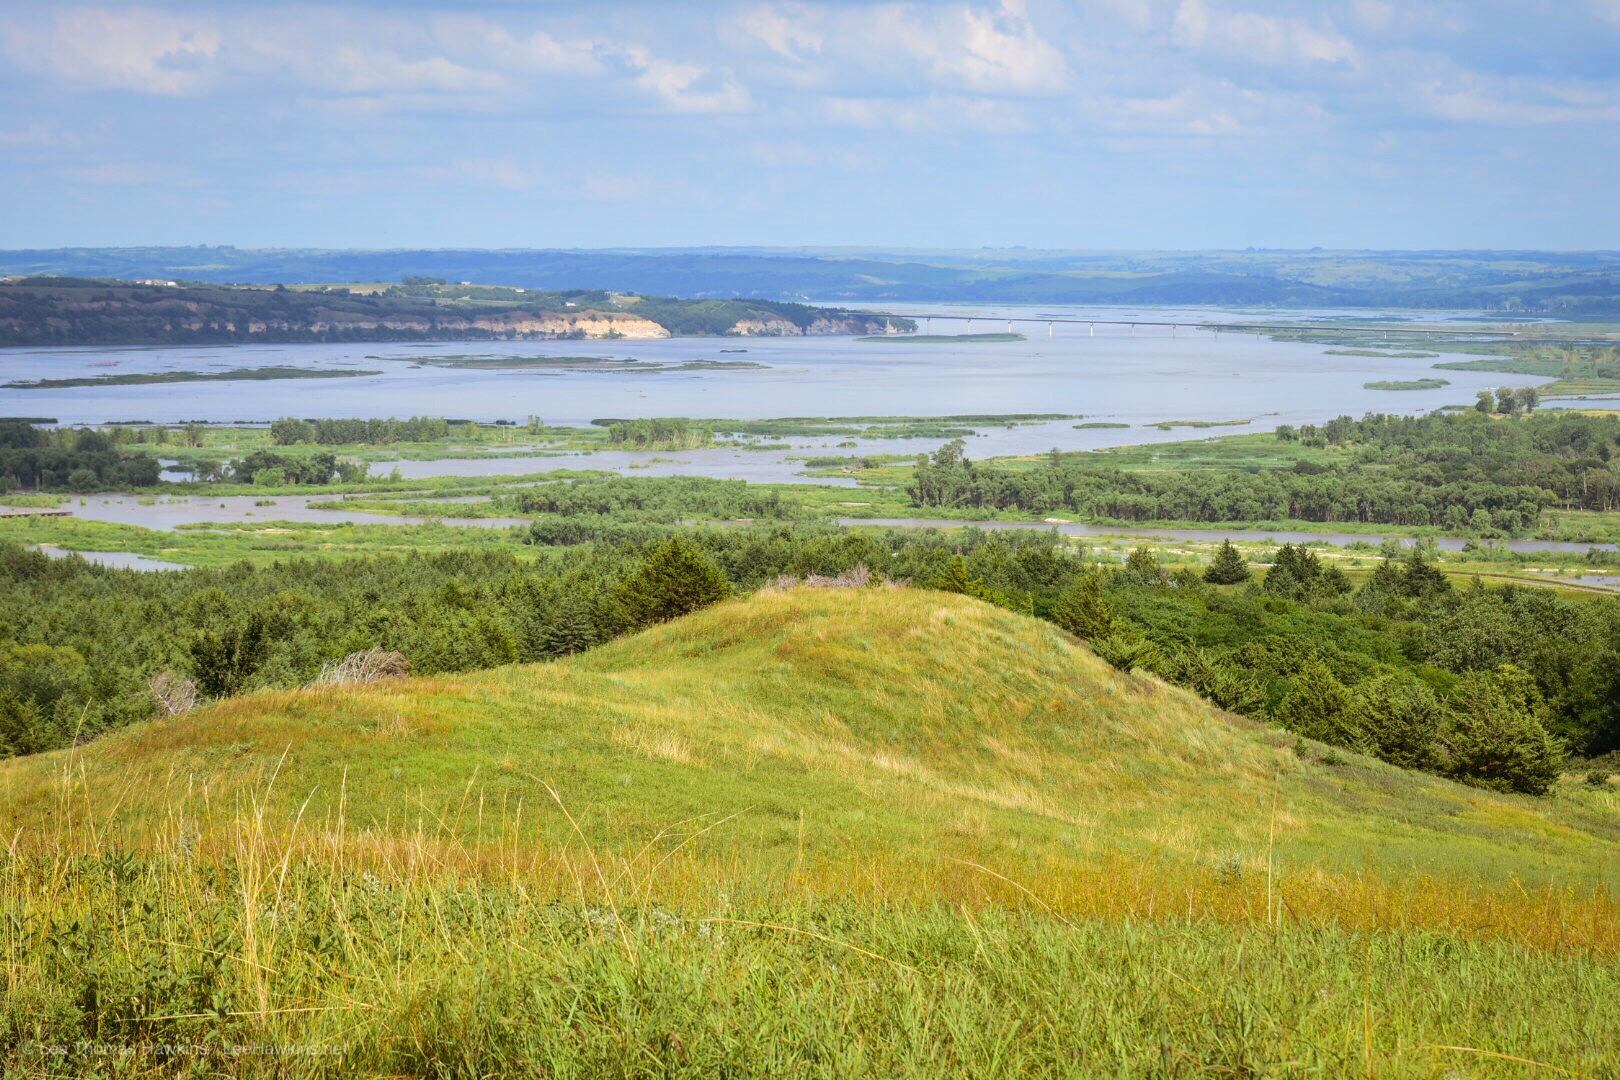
<box><xmin>3</xmin><ymin>588</ymin><xmax>1617</xmax><ymax>1075</ymax></box>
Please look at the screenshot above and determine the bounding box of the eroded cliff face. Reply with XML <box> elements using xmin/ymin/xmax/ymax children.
<box><xmin>727</xmin><ymin>314</ymin><xmax>895</xmax><ymax>336</ymax></box>
<box><xmin>7</xmin><ymin>298</ymin><xmax>673</xmax><ymax>340</ymax></box>
<box><xmin>288</xmin><ymin>308</ymin><xmax>670</xmax><ymax>339</ymax></box>
<box><xmin>0</xmin><ymin>284</ymin><xmax>907</xmax><ymax>345</ymax></box>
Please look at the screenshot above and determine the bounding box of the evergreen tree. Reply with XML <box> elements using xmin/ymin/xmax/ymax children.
<box><xmin>1119</xmin><ymin>545</ymin><xmax>1166</xmax><ymax>586</ymax></box>
<box><xmin>1203</xmin><ymin>540</ymin><xmax>1252</xmax><ymax>585</ymax></box>
<box><xmin>1347</xmin><ymin>676</ymin><xmax>1442</xmax><ymax>770</ymax></box>
<box><xmin>539</xmin><ymin>596</ymin><xmax>600</xmax><ymax>657</ymax></box>
<box><xmin>1274</xmin><ymin>658</ymin><xmax>1354</xmax><ymax>745</ymax></box>
<box><xmin>1051</xmin><ymin>571</ymin><xmax>1114</xmax><ymax>640</ymax></box>
<box><xmin>1398</xmin><ymin>547</ymin><xmax>1451</xmax><ymax>598</ymax></box>
<box><xmin>1442</xmin><ymin>664</ymin><xmax>1566</xmax><ymax>795</ymax></box>
<box><xmin>612</xmin><ymin>538</ymin><xmax>731</xmax><ymax>631</ymax></box>
<box><xmin>1353</xmin><ymin>558</ymin><xmax>1406</xmax><ymax>616</ymax></box>
<box><xmin>932</xmin><ymin>555</ymin><xmax>986</xmax><ymax>597</ymax></box>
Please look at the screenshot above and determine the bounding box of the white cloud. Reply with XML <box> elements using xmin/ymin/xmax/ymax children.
<box><xmin>737</xmin><ymin>3</ymin><xmax>825</xmax><ymax>61</ymax></box>
<box><xmin>1171</xmin><ymin>0</ymin><xmax>1355</xmax><ymax>66</ymax></box>
<box><xmin>583</xmin><ymin>172</ymin><xmax>649</xmax><ymax>200</ymax></box>
<box><xmin>1421</xmin><ymin>79</ymin><xmax>1620</xmax><ymax>126</ymax></box>
<box><xmin>885</xmin><ymin>1</ymin><xmax>1071</xmax><ymax>96</ymax></box>
<box><xmin>620</xmin><ymin>52</ymin><xmax>754</xmax><ymax>114</ymax></box>
<box><xmin>7</xmin><ymin>9</ymin><xmax>221</xmax><ymax>95</ymax></box>
<box><xmin>822</xmin><ymin>94</ymin><xmax>1029</xmax><ymax>133</ymax></box>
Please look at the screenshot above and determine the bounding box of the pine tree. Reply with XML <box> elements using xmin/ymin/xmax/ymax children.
<box><xmin>1399</xmin><ymin>547</ymin><xmax>1451</xmax><ymax>598</ymax></box>
<box><xmin>613</xmin><ymin>538</ymin><xmax>730</xmax><ymax>631</ymax></box>
<box><xmin>1051</xmin><ymin>571</ymin><xmax>1114</xmax><ymax>640</ymax></box>
<box><xmin>1347</xmin><ymin>675</ymin><xmax>1441</xmax><ymax>770</ymax></box>
<box><xmin>1120</xmin><ymin>545</ymin><xmax>1166</xmax><ymax>586</ymax></box>
<box><xmin>933</xmin><ymin>555</ymin><xmax>982</xmax><ymax>596</ymax></box>
<box><xmin>1442</xmin><ymin>665</ymin><xmax>1566</xmax><ymax>795</ymax></box>
<box><xmin>1204</xmin><ymin>540</ymin><xmax>1252</xmax><ymax>585</ymax></box>
<box><xmin>1274</xmin><ymin>658</ymin><xmax>1354</xmax><ymax>745</ymax></box>
<box><xmin>1354</xmin><ymin>558</ymin><xmax>1405</xmax><ymax>615</ymax></box>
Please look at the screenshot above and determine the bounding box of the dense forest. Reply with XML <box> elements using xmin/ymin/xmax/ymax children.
<box><xmin>0</xmin><ymin>278</ymin><xmax>906</xmax><ymax>346</ymax></box>
<box><xmin>0</xmin><ymin>422</ymin><xmax>161</xmax><ymax>490</ymax></box>
<box><xmin>910</xmin><ymin>411</ymin><xmax>1620</xmax><ymax>533</ymax></box>
<box><xmin>3</xmin><ymin>524</ymin><xmax>1614</xmax><ymax>794</ymax></box>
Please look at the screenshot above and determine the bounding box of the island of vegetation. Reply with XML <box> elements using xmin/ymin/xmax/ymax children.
<box><xmin>1363</xmin><ymin>377</ymin><xmax>1450</xmax><ymax>391</ymax></box>
<box><xmin>0</xmin><ymin>276</ymin><xmax>913</xmax><ymax>346</ymax></box>
<box><xmin>5</xmin><ymin>364</ymin><xmax>383</xmax><ymax>390</ymax></box>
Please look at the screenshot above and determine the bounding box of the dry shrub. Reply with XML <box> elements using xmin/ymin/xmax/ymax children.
<box><xmin>764</xmin><ymin>566</ymin><xmax>906</xmax><ymax>592</ymax></box>
<box><xmin>148</xmin><ymin>670</ymin><xmax>200</xmax><ymax>717</ymax></box>
<box><xmin>316</xmin><ymin>648</ymin><xmax>411</xmax><ymax>687</ymax></box>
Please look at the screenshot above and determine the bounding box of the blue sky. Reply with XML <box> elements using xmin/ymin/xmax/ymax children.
<box><xmin>2</xmin><ymin>0</ymin><xmax>1618</xmax><ymax>250</ymax></box>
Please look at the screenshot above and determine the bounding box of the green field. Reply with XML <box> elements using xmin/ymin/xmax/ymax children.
<box><xmin>2</xmin><ymin>588</ymin><xmax>1616</xmax><ymax>1075</ymax></box>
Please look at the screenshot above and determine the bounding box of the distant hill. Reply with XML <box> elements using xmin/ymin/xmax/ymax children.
<box><xmin>0</xmin><ymin>277</ymin><xmax>907</xmax><ymax>346</ymax></box>
<box><xmin>4</xmin><ymin>246</ymin><xmax>1620</xmax><ymax>313</ymax></box>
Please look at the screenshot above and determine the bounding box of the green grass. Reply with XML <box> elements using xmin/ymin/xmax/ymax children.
<box><xmin>1434</xmin><ymin>352</ymin><xmax>1620</xmax><ymax>397</ymax></box>
<box><xmin>0</xmin><ymin>493</ymin><xmax>66</xmax><ymax>509</ymax></box>
<box><xmin>2</xmin><ymin>588</ymin><xmax>1617</xmax><ymax>1074</ymax></box>
<box><xmin>3</xmin><ymin>366</ymin><xmax>382</xmax><ymax>389</ymax></box>
<box><xmin>1365</xmin><ymin>378</ymin><xmax>1450</xmax><ymax>391</ymax></box>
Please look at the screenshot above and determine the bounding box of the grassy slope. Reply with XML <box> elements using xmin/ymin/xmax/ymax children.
<box><xmin>4</xmin><ymin>589</ymin><xmax>1619</xmax><ymax>1075</ymax></box>
<box><xmin>4</xmin><ymin>588</ymin><xmax>1616</xmax><ymax>901</ymax></box>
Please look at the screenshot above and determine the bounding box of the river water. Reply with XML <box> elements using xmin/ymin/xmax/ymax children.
<box><xmin>2</xmin><ymin>304</ymin><xmax>1548</xmax><ymax>433</ymax></box>
<box><xmin>9</xmin><ymin>304</ymin><xmax>1607</xmax><ymax>571</ymax></box>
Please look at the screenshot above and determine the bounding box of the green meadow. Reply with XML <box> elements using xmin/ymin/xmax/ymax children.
<box><xmin>2</xmin><ymin>589</ymin><xmax>1617</xmax><ymax>1075</ymax></box>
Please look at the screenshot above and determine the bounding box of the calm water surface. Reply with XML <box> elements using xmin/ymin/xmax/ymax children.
<box><xmin>2</xmin><ymin>304</ymin><xmax>1548</xmax><ymax>435</ymax></box>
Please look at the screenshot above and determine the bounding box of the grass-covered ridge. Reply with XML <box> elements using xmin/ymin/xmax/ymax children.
<box><xmin>3</xmin><ymin>587</ymin><xmax>1618</xmax><ymax>1074</ymax></box>
<box><xmin>5</xmin><ymin>588</ymin><xmax>1616</xmax><ymax>897</ymax></box>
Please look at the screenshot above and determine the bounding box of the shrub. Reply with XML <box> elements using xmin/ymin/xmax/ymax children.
<box><xmin>148</xmin><ymin>671</ymin><xmax>199</xmax><ymax>717</ymax></box>
<box><xmin>1442</xmin><ymin>665</ymin><xmax>1566</xmax><ymax>796</ymax></box>
<box><xmin>613</xmin><ymin>538</ymin><xmax>731</xmax><ymax>631</ymax></box>
<box><xmin>1204</xmin><ymin>540</ymin><xmax>1252</xmax><ymax>585</ymax></box>
<box><xmin>1051</xmin><ymin>571</ymin><xmax>1113</xmax><ymax>640</ymax></box>
<box><xmin>1346</xmin><ymin>676</ymin><xmax>1442</xmax><ymax>771</ymax></box>
<box><xmin>1273</xmin><ymin>658</ymin><xmax>1354</xmax><ymax>745</ymax></box>
<box><xmin>1091</xmin><ymin>629</ymin><xmax>1159</xmax><ymax>673</ymax></box>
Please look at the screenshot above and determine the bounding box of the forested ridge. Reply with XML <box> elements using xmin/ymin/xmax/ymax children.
<box><xmin>0</xmin><ymin>278</ymin><xmax>903</xmax><ymax>345</ymax></box>
<box><xmin>910</xmin><ymin>410</ymin><xmax>1620</xmax><ymax>533</ymax></box>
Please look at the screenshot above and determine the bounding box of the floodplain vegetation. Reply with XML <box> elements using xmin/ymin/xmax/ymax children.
<box><xmin>3</xmin><ymin>406</ymin><xmax>1620</xmax><ymax>1072</ymax></box>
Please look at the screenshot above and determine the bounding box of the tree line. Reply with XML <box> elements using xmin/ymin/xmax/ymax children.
<box><xmin>909</xmin><ymin>411</ymin><xmax>1620</xmax><ymax>532</ymax></box>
